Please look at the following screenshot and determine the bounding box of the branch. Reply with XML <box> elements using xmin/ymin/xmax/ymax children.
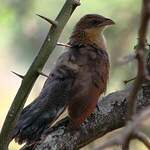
<box><xmin>94</xmin><ymin>107</ymin><xmax>150</xmax><ymax>150</ymax></box>
<box><xmin>121</xmin><ymin>0</ymin><xmax>150</xmax><ymax>149</ymax></box>
<box><xmin>21</xmin><ymin>82</ymin><xmax>150</xmax><ymax>150</ymax></box>
<box><xmin>127</xmin><ymin>0</ymin><xmax>149</xmax><ymax>120</ymax></box>
<box><xmin>0</xmin><ymin>0</ymin><xmax>80</xmax><ymax>149</ymax></box>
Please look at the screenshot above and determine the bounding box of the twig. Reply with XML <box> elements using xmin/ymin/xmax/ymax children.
<box><xmin>133</xmin><ymin>131</ymin><xmax>150</xmax><ymax>149</ymax></box>
<box><xmin>121</xmin><ymin>1</ymin><xmax>150</xmax><ymax>149</ymax></box>
<box><xmin>127</xmin><ymin>51</ymin><xmax>145</xmax><ymax>119</ymax></box>
<box><xmin>128</xmin><ymin>0</ymin><xmax>150</xmax><ymax>119</ymax></box>
<box><xmin>56</xmin><ymin>42</ymin><xmax>71</xmax><ymax>47</ymax></box>
<box><xmin>0</xmin><ymin>0</ymin><xmax>80</xmax><ymax>149</ymax></box>
<box><xmin>123</xmin><ymin>0</ymin><xmax>150</xmax><ymax>149</ymax></box>
<box><xmin>122</xmin><ymin>0</ymin><xmax>150</xmax><ymax>149</ymax></box>
<box><xmin>124</xmin><ymin>77</ymin><xmax>136</xmax><ymax>84</ymax></box>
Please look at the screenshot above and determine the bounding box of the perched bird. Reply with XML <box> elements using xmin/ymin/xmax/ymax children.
<box><xmin>11</xmin><ymin>14</ymin><xmax>114</xmax><ymax>144</ymax></box>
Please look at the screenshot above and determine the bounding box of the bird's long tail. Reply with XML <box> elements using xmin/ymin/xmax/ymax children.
<box><xmin>10</xmin><ymin>98</ymin><xmax>66</xmax><ymax>144</ymax></box>
<box><xmin>11</xmin><ymin>100</ymin><xmax>65</xmax><ymax>144</ymax></box>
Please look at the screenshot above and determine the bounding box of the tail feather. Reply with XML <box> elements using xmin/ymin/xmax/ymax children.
<box><xmin>11</xmin><ymin>73</ymin><xmax>74</xmax><ymax>144</ymax></box>
<box><xmin>11</xmin><ymin>104</ymin><xmax>66</xmax><ymax>144</ymax></box>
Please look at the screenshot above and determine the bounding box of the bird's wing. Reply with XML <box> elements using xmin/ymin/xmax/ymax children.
<box><xmin>11</xmin><ymin>51</ymin><xmax>78</xmax><ymax>144</ymax></box>
<box><xmin>68</xmin><ymin>46</ymin><xmax>109</xmax><ymax>127</ymax></box>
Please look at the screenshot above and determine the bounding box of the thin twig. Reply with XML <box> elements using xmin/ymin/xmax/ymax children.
<box><xmin>122</xmin><ymin>0</ymin><xmax>150</xmax><ymax>149</ymax></box>
<box><xmin>57</xmin><ymin>42</ymin><xmax>71</xmax><ymax>47</ymax></box>
<box><xmin>127</xmin><ymin>51</ymin><xmax>145</xmax><ymax>119</ymax></box>
<box><xmin>133</xmin><ymin>131</ymin><xmax>150</xmax><ymax>149</ymax></box>
<box><xmin>124</xmin><ymin>77</ymin><xmax>136</xmax><ymax>84</ymax></box>
<box><xmin>127</xmin><ymin>0</ymin><xmax>150</xmax><ymax>119</ymax></box>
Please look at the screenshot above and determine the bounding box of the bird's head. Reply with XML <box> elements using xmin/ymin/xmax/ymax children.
<box><xmin>74</xmin><ymin>14</ymin><xmax>115</xmax><ymax>32</ymax></box>
<box><xmin>69</xmin><ymin>14</ymin><xmax>115</xmax><ymax>49</ymax></box>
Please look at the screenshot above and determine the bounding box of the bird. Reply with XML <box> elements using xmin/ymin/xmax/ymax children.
<box><xmin>11</xmin><ymin>14</ymin><xmax>115</xmax><ymax>144</ymax></box>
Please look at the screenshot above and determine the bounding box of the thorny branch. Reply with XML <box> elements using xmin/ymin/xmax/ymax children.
<box><xmin>0</xmin><ymin>0</ymin><xmax>80</xmax><ymax>149</ymax></box>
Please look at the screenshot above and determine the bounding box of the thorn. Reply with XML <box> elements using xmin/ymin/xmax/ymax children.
<box><xmin>57</xmin><ymin>42</ymin><xmax>71</xmax><ymax>47</ymax></box>
<box><xmin>36</xmin><ymin>14</ymin><xmax>58</xmax><ymax>27</ymax></box>
<box><xmin>73</xmin><ymin>0</ymin><xmax>81</xmax><ymax>6</ymax></box>
<box><xmin>38</xmin><ymin>70</ymin><xmax>49</xmax><ymax>78</ymax></box>
<box><xmin>124</xmin><ymin>77</ymin><xmax>136</xmax><ymax>84</ymax></box>
<box><xmin>11</xmin><ymin>71</ymin><xmax>24</xmax><ymax>79</ymax></box>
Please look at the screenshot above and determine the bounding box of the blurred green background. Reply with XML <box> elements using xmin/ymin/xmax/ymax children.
<box><xmin>0</xmin><ymin>0</ymin><xmax>149</xmax><ymax>149</ymax></box>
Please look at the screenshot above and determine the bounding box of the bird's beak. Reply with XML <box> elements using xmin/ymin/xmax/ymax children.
<box><xmin>105</xmin><ymin>18</ymin><xmax>115</xmax><ymax>25</ymax></box>
<box><xmin>99</xmin><ymin>18</ymin><xmax>115</xmax><ymax>27</ymax></box>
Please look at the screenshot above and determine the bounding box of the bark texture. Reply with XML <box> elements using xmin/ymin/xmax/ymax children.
<box><xmin>22</xmin><ymin>81</ymin><xmax>150</xmax><ymax>150</ymax></box>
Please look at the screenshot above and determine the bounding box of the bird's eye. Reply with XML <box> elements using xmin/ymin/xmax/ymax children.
<box><xmin>91</xmin><ymin>20</ymin><xmax>99</xmax><ymax>25</ymax></box>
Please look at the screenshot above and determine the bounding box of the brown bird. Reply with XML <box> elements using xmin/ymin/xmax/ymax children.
<box><xmin>11</xmin><ymin>14</ymin><xmax>114</xmax><ymax>144</ymax></box>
